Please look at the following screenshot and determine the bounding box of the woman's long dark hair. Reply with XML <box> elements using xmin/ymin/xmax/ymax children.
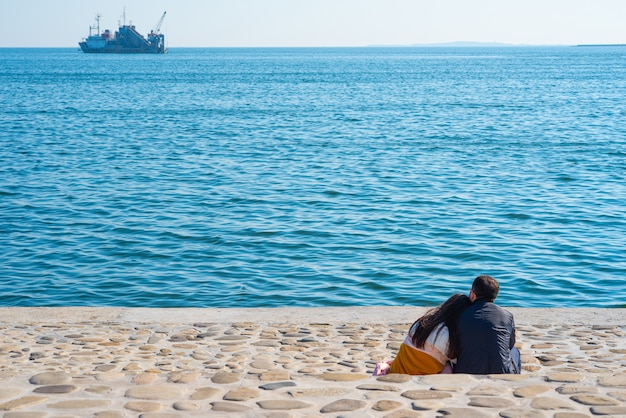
<box><xmin>411</xmin><ymin>293</ymin><xmax>471</xmax><ymax>359</ymax></box>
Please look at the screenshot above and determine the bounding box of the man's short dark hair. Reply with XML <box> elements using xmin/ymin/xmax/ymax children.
<box><xmin>472</xmin><ymin>275</ymin><xmax>499</xmax><ymax>301</ymax></box>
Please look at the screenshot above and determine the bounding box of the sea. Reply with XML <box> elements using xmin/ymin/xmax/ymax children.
<box><xmin>1</xmin><ymin>46</ymin><xmax>625</xmax><ymax>308</ymax></box>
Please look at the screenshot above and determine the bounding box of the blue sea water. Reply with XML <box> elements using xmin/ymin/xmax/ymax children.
<box><xmin>1</xmin><ymin>46</ymin><xmax>625</xmax><ymax>308</ymax></box>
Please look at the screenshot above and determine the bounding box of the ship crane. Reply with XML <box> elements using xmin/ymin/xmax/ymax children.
<box><xmin>150</xmin><ymin>11</ymin><xmax>166</xmax><ymax>35</ymax></box>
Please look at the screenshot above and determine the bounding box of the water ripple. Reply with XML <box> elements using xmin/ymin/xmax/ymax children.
<box><xmin>1</xmin><ymin>47</ymin><xmax>625</xmax><ymax>307</ymax></box>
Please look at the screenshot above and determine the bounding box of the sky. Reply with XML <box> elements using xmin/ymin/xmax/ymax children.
<box><xmin>1</xmin><ymin>0</ymin><xmax>625</xmax><ymax>48</ymax></box>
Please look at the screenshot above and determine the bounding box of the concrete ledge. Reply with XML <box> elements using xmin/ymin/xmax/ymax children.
<box><xmin>1</xmin><ymin>307</ymin><xmax>625</xmax><ymax>325</ymax></box>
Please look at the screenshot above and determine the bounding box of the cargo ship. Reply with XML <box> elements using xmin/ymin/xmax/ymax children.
<box><xmin>79</xmin><ymin>11</ymin><xmax>166</xmax><ymax>54</ymax></box>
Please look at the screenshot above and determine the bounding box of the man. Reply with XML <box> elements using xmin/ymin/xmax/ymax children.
<box><xmin>454</xmin><ymin>275</ymin><xmax>521</xmax><ymax>374</ymax></box>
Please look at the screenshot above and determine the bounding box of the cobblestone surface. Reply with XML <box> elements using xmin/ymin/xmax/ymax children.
<box><xmin>0</xmin><ymin>308</ymin><xmax>624</xmax><ymax>417</ymax></box>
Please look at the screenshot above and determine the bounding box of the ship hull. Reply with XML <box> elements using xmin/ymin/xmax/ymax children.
<box><xmin>79</xmin><ymin>42</ymin><xmax>166</xmax><ymax>54</ymax></box>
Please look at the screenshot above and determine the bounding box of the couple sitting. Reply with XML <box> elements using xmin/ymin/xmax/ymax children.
<box><xmin>374</xmin><ymin>274</ymin><xmax>521</xmax><ymax>375</ymax></box>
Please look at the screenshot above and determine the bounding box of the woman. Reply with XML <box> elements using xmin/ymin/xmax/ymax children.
<box><xmin>374</xmin><ymin>294</ymin><xmax>471</xmax><ymax>375</ymax></box>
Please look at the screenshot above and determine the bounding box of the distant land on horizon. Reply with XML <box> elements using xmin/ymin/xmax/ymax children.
<box><xmin>369</xmin><ymin>41</ymin><xmax>626</xmax><ymax>48</ymax></box>
<box><xmin>575</xmin><ymin>43</ymin><xmax>626</xmax><ymax>47</ymax></box>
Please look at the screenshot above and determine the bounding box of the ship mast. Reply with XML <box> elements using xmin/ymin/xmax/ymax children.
<box><xmin>90</xmin><ymin>13</ymin><xmax>101</xmax><ymax>36</ymax></box>
<box><xmin>118</xmin><ymin>7</ymin><xmax>126</xmax><ymax>27</ymax></box>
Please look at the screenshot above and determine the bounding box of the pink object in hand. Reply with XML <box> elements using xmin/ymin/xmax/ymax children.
<box><xmin>372</xmin><ymin>360</ymin><xmax>392</xmax><ymax>376</ymax></box>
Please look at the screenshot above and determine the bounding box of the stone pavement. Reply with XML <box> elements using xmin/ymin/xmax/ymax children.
<box><xmin>0</xmin><ymin>307</ymin><xmax>625</xmax><ymax>417</ymax></box>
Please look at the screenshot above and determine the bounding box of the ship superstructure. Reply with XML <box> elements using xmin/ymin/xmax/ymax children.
<box><xmin>79</xmin><ymin>11</ymin><xmax>166</xmax><ymax>54</ymax></box>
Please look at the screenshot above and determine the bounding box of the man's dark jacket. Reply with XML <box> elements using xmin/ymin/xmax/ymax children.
<box><xmin>455</xmin><ymin>299</ymin><xmax>516</xmax><ymax>374</ymax></box>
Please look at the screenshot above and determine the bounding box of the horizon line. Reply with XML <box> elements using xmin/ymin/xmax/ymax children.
<box><xmin>3</xmin><ymin>42</ymin><xmax>626</xmax><ymax>49</ymax></box>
